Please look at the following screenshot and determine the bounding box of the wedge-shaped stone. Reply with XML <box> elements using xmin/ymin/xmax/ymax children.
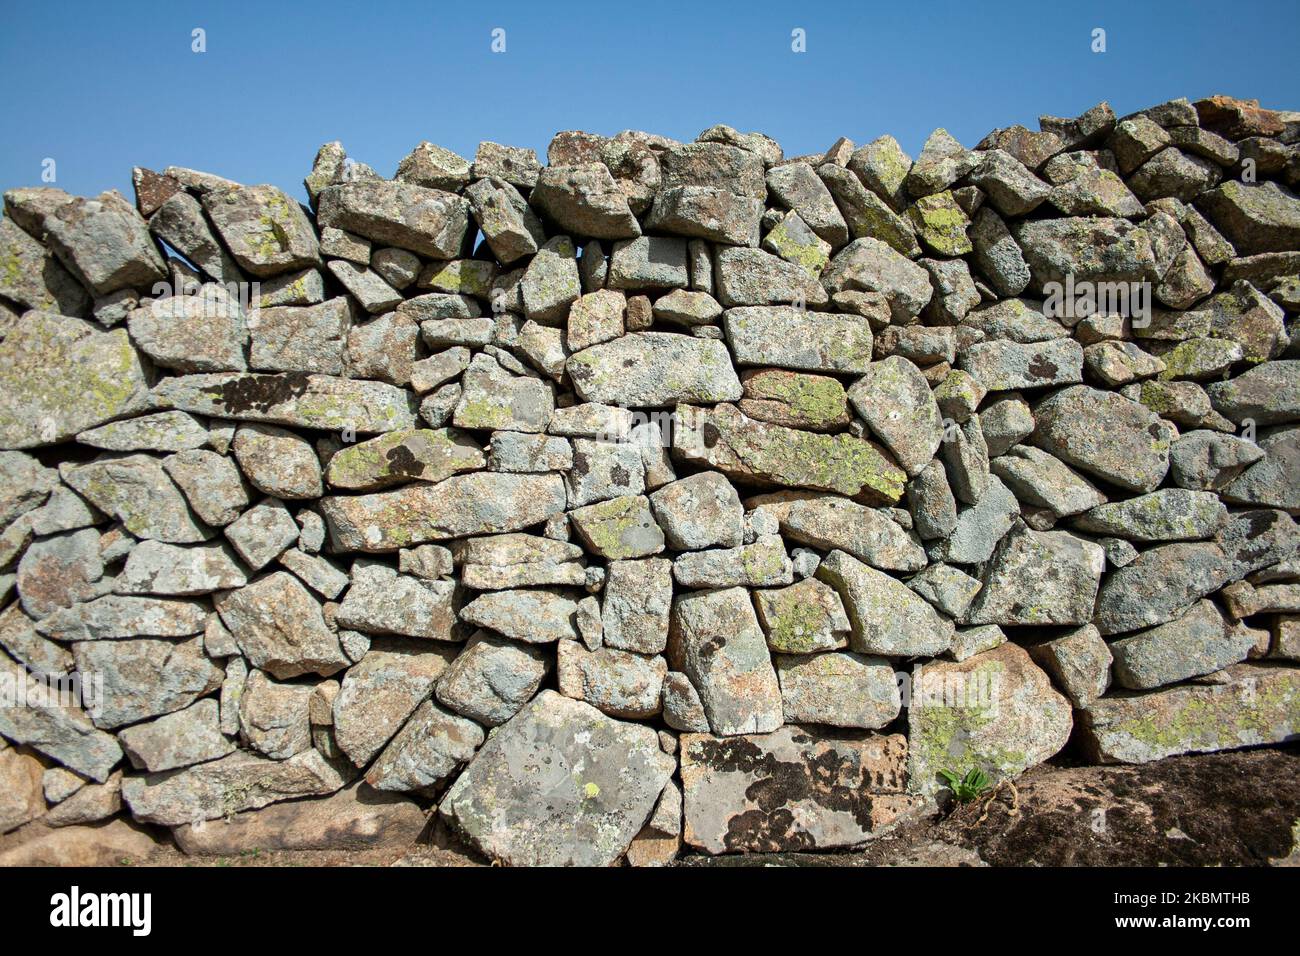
<box><xmin>816</xmin><ymin>549</ymin><xmax>954</xmax><ymax>657</ymax></box>
<box><xmin>152</xmin><ymin>372</ymin><xmax>416</xmax><ymax>433</ymax></box>
<box><xmin>117</xmin><ymin>698</ymin><xmax>235</xmax><ymax>772</ymax></box>
<box><xmin>333</xmin><ymin>639</ymin><xmax>458</xmax><ymax>767</ymax></box>
<box><xmin>966</xmin><ymin>522</ymin><xmax>1105</xmax><ymax>626</ymax></box>
<box><xmin>0</xmin><ymin>313</ymin><xmax>150</xmax><ymax>449</ymax></box>
<box><xmin>848</xmin><ymin>357</ymin><xmax>944</xmax><ymax>476</ymax></box>
<box><xmin>435</xmin><ymin>631</ymin><xmax>551</xmax><ymax>726</ymax></box>
<box><xmin>758</xmin><ymin>492</ymin><xmax>926</xmax><ymax>572</ymax></box>
<box><xmin>320</xmin><ymin>473</ymin><xmax>566</xmax><ymax>552</ymax></box>
<box><xmin>460</xmin><ymin>588</ymin><xmax>580</xmax><ymax>643</ymax></box>
<box><xmin>907</xmin><ymin>643</ymin><xmax>1072</xmax><ymax>797</ymax></box>
<box><xmin>1031</xmin><ymin>385</ymin><xmax>1173</xmax><ymax>493</ymax></box>
<box><xmin>366</xmin><ymin>700</ymin><xmax>484</xmax><ymax>794</ymax></box>
<box><xmin>668</xmin><ymin>586</ymin><xmax>783</xmax><ymax>737</ymax></box>
<box><xmin>1073</xmin><ymin>489</ymin><xmax>1226</xmax><ymax>541</ymax></box>
<box><xmin>566</xmin><ymin>332</ymin><xmax>742</xmax><ymax>407</ymax></box>
<box><xmin>681</xmin><ymin>727</ymin><xmax>909</xmax><ymax>854</ymax></box>
<box><xmin>1080</xmin><ymin>664</ymin><xmax>1300</xmax><ymax>764</ymax></box>
<box><xmin>673</xmin><ymin>404</ymin><xmax>906</xmax><ymax>503</ymax></box>
<box><xmin>1093</xmin><ymin>541</ymin><xmax>1231</xmax><ymax>635</ymax></box>
<box><xmin>121</xmin><ymin>749</ymin><xmax>348</xmax><ymax>826</ymax></box>
<box><xmin>1110</xmin><ymin>600</ymin><xmax>1252</xmax><ymax>690</ymax></box>
<box><xmin>77</xmin><ymin>411</ymin><xmax>209</xmax><ymax>453</ymax></box>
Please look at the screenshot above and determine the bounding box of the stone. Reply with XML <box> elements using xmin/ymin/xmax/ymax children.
<box><xmin>16</xmin><ymin>527</ymin><xmax>104</xmax><ymax>618</ymax></box>
<box><xmin>815</xmin><ymin>549</ymin><xmax>953</xmax><ymax>657</ymax></box>
<box><xmin>1109</xmin><ymin>599</ymin><xmax>1252</xmax><ymax>690</ymax></box>
<box><xmin>753</xmin><ymin>578</ymin><xmax>850</xmax><ymax>654</ymax></box>
<box><xmin>567</xmin><ymin>332</ymin><xmax>742</xmax><ymax>407</ymax></box>
<box><xmin>1168</xmin><ymin>429</ymin><xmax>1265</xmax><ymax>490</ymax></box>
<box><xmin>153</xmin><ymin>372</ymin><xmax>416</xmax><ymax>434</ymax></box>
<box><xmin>459</xmin><ymin>587</ymin><xmax>581</xmax><ymax>644</ymax></box>
<box><xmin>222</xmin><ymin>497</ymin><xmax>298</xmax><ymax>570</ymax></box>
<box><xmin>520</xmin><ymin>236</ymin><xmax>581</xmax><ymax>323</ymax></box>
<box><xmin>320</xmin><ymin>472</ymin><xmax>566</xmax><ymax>552</ymax></box>
<box><xmin>821</xmin><ymin>238</ymin><xmax>933</xmax><ymax>323</ymax></box>
<box><xmin>215</xmin><ymin>571</ymin><xmax>348</xmax><ymax>678</ymax></box>
<box><xmin>680</xmin><ymin>727</ymin><xmax>909</xmax><ymax>854</ymax></box>
<box><xmin>648</xmin><ymin>473</ymin><xmax>743</xmax><ymax>551</ymax></box>
<box><xmin>672</xmin><ymin>535</ymin><xmax>793</xmax><ymax>589</ymax></box>
<box><xmin>775</xmin><ymin>652</ymin><xmax>901</xmax><ymax>729</ymax></box>
<box><xmin>0</xmin><ymin>313</ymin><xmax>150</xmax><ymax>449</ymax></box>
<box><xmin>0</xmin><ymin>746</ymin><xmax>45</xmax><ymax>834</ymax></box>
<box><xmin>959</xmin><ymin>338</ymin><xmax>1084</xmax><ymax>391</ymax></box>
<box><xmin>817</xmin><ymin>164</ymin><xmax>920</xmax><ymax>257</ymax></box>
<box><xmin>1073</xmin><ymin>489</ymin><xmax>1226</xmax><ymax>540</ymax></box>
<box><xmin>556</xmin><ymin>640</ymin><xmax>667</xmax><ymax>718</ymax></box>
<box><xmin>1093</xmin><ymin>541</ymin><xmax>1233</xmax><ymax>635</ymax></box>
<box><xmin>336</xmin><ymin>561</ymin><xmax>456</xmax><ymax>640</ymax></box>
<box><xmin>200</xmin><ymin>183</ymin><xmax>319</xmax><ymax>277</ymax></box>
<box><xmin>43</xmin><ymin>190</ymin><xmax>167</xmax><ymax>293</ymax></box>
<box><xmin>249</xmin><ymin>298</ymin><xmax>351</xmax><ymax>375</ymax></box>
<box><xmin>1196</xmin><ymin>181</ymin><xmax>1300</xmax><ymax>256</ymax></box>
<box><xmin>565</xmin><ymin>438</ymin><xmax>644</xmax><ymax>507</ymax></box>
<box><xmin>117</xmin><ymin>698</ymin><xmax>234</xmax><ymax>772</ymax></box>
<box><xmin>439</xmin><ymin>690</ymin><xmax>674</xmax><ymax>866</ymax></box>
<box><xmin>0</xmin><ymin>602</ymin><xmax>72</xmax><ymax>676</ymax></box>
<box><xmin>568</xmin><ymin>494</ymin><xmax>665</xmax><ymax>560</ymax></box>
<box><xmin>530</xmin><ymin>163</ymin><xmax>640</xmax><ymax>239</ymax></box>
<box><xmin>325</xmin><ymin>427</ymin><xmax>484</xmax><ymax>491</ymax></box>
<box><xmin>848</xmin><ymin>357</ymin><xmax>943</xmax><ymax>476</ymax></box>
<box><xmin>968</xmin><ymin>150</ymin><xmax>1051</xmax><ymax>216</ymax></box>
<box><xmin>1080</xmin><ymin>663</ymin><xmax>1300</xmax><ymax>764</ymax></box>
<box><xmin>565</xmin><ymin>290</ymin><xmax>625</xmax><ymax>352</ymax></box>
<box><xmin>1027</xmin><ymin>625</ymin><xmax>1112</xmax><ymax>708</ymax></box>
<box><xmin>36</xmin><ymin>595</ymin><xmax>208</xmax><ymax>639</ymax></box>
<box><xmin>991</xmin><ymin>446</ymin><xmax>1106</xmax><ymax>519</ymax></box>
<box><xmin>1207</xmin><ymin>360</ymin><xmax>1300</xmax><ymax>426</ymax></box>
<box><xmin>715</xmin><ymin>247</ymin><xmax>828</xmax><ymax>307</ymax></box>
<box><xmin>1221</xmin><ymin>426</ymin><xmax>1300</xmax><ymax>511</ymax></box>
<box><xmin>966</xmin><ymin>522</ymin><xmax>1105</xmax><ymax>626</ymax></box>
<box><xmin>466</xmin><ymin>177</ymin><xmax>545</xmax><ymax>264</ymax></box>
<box><xmin>673</xmin><ymin>404</ymin><xmax>907</xmax><ymax>503</ymax></box>
<box><xmin>435</xmin><ymin>631</ymin><xmax>551</xmax><ymax>726</ymax></box>
<box><xmin>738</xmin><ymin>369</ymin><xmax>849</xmax><ymax>432</ymax></box>
<box><xmin>766</xmin><ymin>162</ymin><xmax>849</xmax><ymax>245</ymax></box>
<box><xmin>1012</xmin><ymin>217</ymin><xmax>1156</xmax><ymax>293</ymax></box>
<box><xmin>459</xmin><ymin>533</ymin><xmax>585</xmax><ymax>590</ymax></box>
<box><xmin>601</xmin><ymin>558</ymin><xmax>673</xmax><ymax>654</ymax></box>
<box><xmin>763</xmin><ymin>492</ymin><xmax>926</xmax><ymax>572</ymax></box>
<box><xmin>0</xmin><ymin>217</ymin><xmax>89</xmax><ymax>316</ymax></box>
<box><xmin>121</xmin><ymin>749</ymin><xmax>348</xmax><ymax>827</ymax></box>
<box><xmin>473</xmin><ymin>142</ymin><xmax>541</xmax><ymax>189</ymax></box>
<box><xmin>318</xmin><ymin>180</ymin><xmax>470</xmax><ymax>258</ymax></box>
<box><xmin>42</xmin><ymin>771</ymin><xmax>123</xmax><ymax>827</ymax></box>
<box><xmin>279</xmin><ymin>548</ymin><xmax>349</xmax><ymax>599</ymax></box>
<box><xmin>76</xmin><ymin>411</ymin><xmax>209</xmax><ymax>454</ymax></box>
<box><xmin>332</xmin><ymin>639</ymin><xmax>457</xmax><ymax>767</ymax></box>
<box><xmin>908</xmin><ymin>642</ymin><xmax>1072</xmax><ymax>796</ymax></box>
<box><xmin>908</xmin><ymin>190</ymin><xmax>972</xmax><ymax>256</ymax></box>
<box><xmin>607</xmin><ymin>236</ymin><xmax>688</xmax><ymax>290</ymax></box>
<box><xmin>72</xmin><ymin>637</ymin><xmax>221</xmax><ymax>729</ymax></box>
<box><xmin>366</xmin><ymin>702</ymin><xmax>484</xmax><ymax>794</ymax></box>
<box><xmin>1031</xmin><ymin>386</ymin><xmax>1173</xmax><ymax>493</ymax></box>
<box><xmin>907</xmin><ymin>563</ymin><xmax>983</xmax><ymax>619</ymax></box>
<box><xmin>116</xmin><ymin>540</ymin><xmax>247</xmax><ymax>595</ymax></box>
<box><xmin>668</xmin><ymin>586</ymin><xmax>783</xmax><ymax>736</ymax></box>
<box><xmin>229</xmin><ymin>424</ymin><xmax>322</xmax><ymax>500</ymax></box>
<box><xmin>724</xmin><ymin>306</ymin><xmax>871</xmax><ymax>373</ymax></box>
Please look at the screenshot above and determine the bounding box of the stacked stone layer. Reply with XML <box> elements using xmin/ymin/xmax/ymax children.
<box><xmin>1</xmin><ymin>93</ymin><xmax>1300</xmax><ymax>864</ymax></box>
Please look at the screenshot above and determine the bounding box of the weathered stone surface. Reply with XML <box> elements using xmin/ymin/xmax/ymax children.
<box><xmin>1207</xmin><ymin>360</ymin><xmax>1300</xmax><ymax>426</ymax></box>
<box><xmin>16</xmin><ymin>527</ymin><xmax>104</xmax><ymax>618</ymax></box>
<box><xmin>991</xmin><ymin>446</ymin><xmax>1107</xmax><ymax>518</ymax></box>
<box><xmin>117</xmin><ymin>540</ymin><xmax>247</xmax><ymax>595</ymax></box>
<box><xmin>724</xmin><ymin>307</ymin><xmax>871</xmax><ymax>373</ymax></box>
<box><xmin>569</xmin><ymin>494</ymin><xmax>665</xmax><ymax>560</ymax></box>
<box><xmin>815</xmin><ymin>550</ymin><xmax>953</xmax><ymax>657</ymax></box>
<box><xmin>567</xmin><ymin>332</ymin><xmax>741</xmax><ymax>406</ymax></box>
<box><xmin>959</xmin><ymin>338</ymin><xmax>1084</xmax><ymax>391</ymax></box>
<box><xmin>1080</xmin><ymin>664</ymin><xmax>1300</xmax><ymax>764</ymax></box>
<box><xmin>320</xmin><ymin>473</ymin><xmax>566</xmax><ymax>551</ymax></box>
<box><xmin>672</xmin><ymin>535</ymin><xmax>793</xmax><ymax>589</ymax></box>
<box><xmin>117</xmin><ymin>698</ymin><xmax>234</xmax><ymax>772</ymax></box>
<box><xmin>822</xmin><ymin>238</ymin><xmax>933</xmax><ymax>323</ymax></box>
<box><xmin>908</xmin><ymin>642</ymin><xmax>1072</xmax><ymax>796</ymax></box>
<box><xmin>1012</xmin><ymin>217</ymin><xmax>1157</xmax><ymax>293</ymax></box>
<box><xmin>761</xmin><ymin>493</ymin><xmax>926</xmax><ymax>572</ymax></box>
<box><xmin>848</xmin><ymin>357</ymin><xmax>943</xmax><ymax>476</ymax></box>
<box><xmin>121</xmin><ymin>749</ymin><xmax>348</xmax><ymax>826</ymax></box>
<box><xmin>72</xmin><ymin>637</ymin><xmax>222</xmax><ymax>729</ymax></box>
<box><xmin>1028</xmin><ymin>625</ymin><xmax>1112</xmax><ymax>709</ymax></box>
<box><xmin>1073</xmin><ymin>489</ymin><xmax>1225</xmax><ymax>541</ymax></box>
<box><xmin>1031</xmin><ymin>386</ymin><xmax>1173</xmax><ymax>493</ymax></box>
<box><xmin>681</xmin><ymin>727</ymin><xmax>909</xmax><ymax>854</ymax></box>
<box><xmin>439</xmin><ymin>690</ymin><xmax>674</xmax><ymax>866</ymax></box>
<box><xmin>754</xmin><ymin>578</ymin><xmax>850</xmax><ymax>653</ymax></box>
<box><xmin>557</xmin><ymin>640</ymin><xmax>666</xmax><ymax>718</ymax></box>
<box><xmin>739</xmin><ymin>369</ymin><xmax>849</xmax><ymax>432</ymax></box>
<box><xmin>601</xmin><ymin>558</ymin><xmax>673</xmax><ymax>654</ymax></box>
<box><xmin>43</xmin><ymin>190</ymin><xmax>167</xmax><ymax>294</ymax></box>
<box><xmin>775</xmin><ymin>652</ymin><xmax>901</xmax><ymax>729</ymax></box>
<box><xmin>0</xmin><ymin>746</ymin><xmax>46</xmax><ymax>834</ymax></box>
<box><xmin>337</xmin><ymin>560</ymin><xmax>456</xmax><ymax>640</ymax></box>
<box><xmin>153</xmin><ymin>372</ymin><xmax>416</xmax><ymax>434</ymax></box>
<box><xmin>318</xmin><ymin>180</ymin><xmax>469</xmax><ymax>258</ymax></box>
<box><xmin>460</xmin><ymin>587</ymin><xmax>580</xmax><ymax>643</ymax></box>
<box><xmin>201</xmin><ymin>183</ymin><xmax>319</xmax><ymax>277</ymax></box>
<box><xmin>1109</xmin><ymin>600</ymin><xmax>1252</xmax><ymax>690</ymax></box>
<box><xmin>674</xmin><ymin>404</ymin><xmax>907</xmax><ymax>503</ymax></box>
<box><xmin>1093</xmin><ymin>541</ymin><xmax>1232</xmax><ymax>635</ymax></box>
<box><xmin>966</xmin><ymin>522</ymin><xmax>1105</xmax><ymax>626</ymax></box>
<box><xmin>333</xmin><ymin>639</ymin><xmax>457</xmax><ymax>767</ymax></box>
<box><xmin>326</xmin><ymin>428</ymin><xmax>483</xmax><ymax>491</ymax></box>
<box><xmin>366</xmin><ymin>701</ymin><xmax>484</xmax><ymax>794</ymax></box>
<box><xmin>435</xmin><ymin>631</ymin><xmax>551</xmax><ymax>726</ymax></box>
<box><xmin>668</xmin><ymin>586</ymin><xmax>783</xmax><ymax>736</ymax></box>
<box><xmin>1196</xmin><ymin>180</ymin><xmax>1300</xmax><ymax>256</ymax></box>
<box><xmin>0</xmin><ymin>313</ymin><xmax>150</xmax><ymax>449</ymax></box>
<box><xmin>0</xmin><ymin>652</ymin><xmax>123</xmax><ymax>782</ymax></box>
<box><xmin>215</xmin><ymin>571</ymin><xmax>348</xmax><ymax>678</ymax></box>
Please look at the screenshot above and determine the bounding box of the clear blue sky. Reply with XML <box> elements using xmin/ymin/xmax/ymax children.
<box><xmin>2</xmin><ymin>0</ymin><xmax>1297</xmax><ymax>204</ymax></box>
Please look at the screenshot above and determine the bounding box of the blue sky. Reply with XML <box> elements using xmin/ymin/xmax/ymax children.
<box><xmin>2</xmin><ymin>0</ymin><xmax>1298</xmax><ymax>204</ymax></box>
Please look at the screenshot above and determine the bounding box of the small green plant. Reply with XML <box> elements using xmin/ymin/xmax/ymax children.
<box><xmin>939</xmin><ymin>767</ymin><xmax>992</xmax><ymax>803</ymax></box>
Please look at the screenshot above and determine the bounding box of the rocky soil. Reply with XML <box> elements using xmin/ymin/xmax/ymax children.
<box><xmin>1</xmin><ymin>93</ymin><xmax>1299</xmax><ymax>866</ymax></box>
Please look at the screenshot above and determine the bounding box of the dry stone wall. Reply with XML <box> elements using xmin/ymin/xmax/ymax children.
<box><xmin>1</xmin><ymin>93</ymin><xmax>1300</xmax><ymax>864</ymax></box>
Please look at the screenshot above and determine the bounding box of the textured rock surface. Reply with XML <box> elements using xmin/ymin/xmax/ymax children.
<box><xmin>2</xmin><ymin>96</ymin><xmax>1298</xmax><ymax>864</ymax></box>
